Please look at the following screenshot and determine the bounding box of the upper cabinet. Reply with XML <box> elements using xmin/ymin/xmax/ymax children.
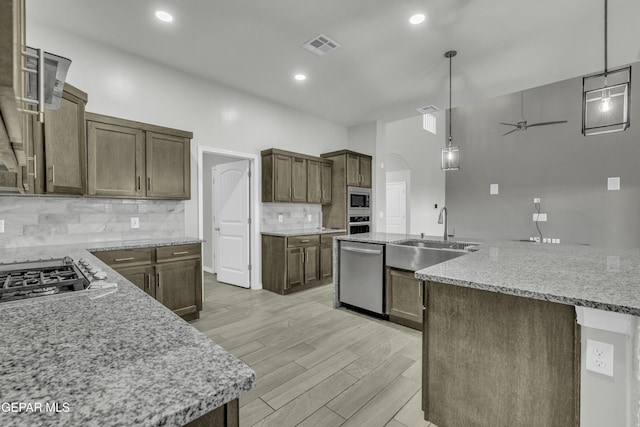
<box><xmin>345</xmin><ymin>152</ymin><xmax>372</xmax><ymax>188</ymax></box>
<box><xmin>261</xmin><ymin>149</ymin><xmax>332</xmax><ymax>204</ymax></box>
<box><xmin>86</xmin><ymin>113</ymin><xmax>192</xmax><ymax>200</ymax></box>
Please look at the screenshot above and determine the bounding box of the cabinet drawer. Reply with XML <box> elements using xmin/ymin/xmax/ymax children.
<box><xmin>156</xmin><ymin>243</ymin><xmax>201</xmax><ymax>262</ymax></box>
<box><xmin>287</xmin><ymin>235</ymin><xmax>320</xmax><ymax>247</ymax></box>
<box><xmin>92</xmin><ymin>248</ymin><xmax>153</xmax><ymax>266</ymax></box>
<box><xmin>321</xmin><ymin>232</ymin><xmax>345</xmax><ymax>243</ymax></box>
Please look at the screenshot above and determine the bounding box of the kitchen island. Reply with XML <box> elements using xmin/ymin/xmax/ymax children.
<box><xmin>335</xmin><ymin>234</ymin><xmax>640</xmax><ymax>427</ymax></box>
<box><xmin>0</xmin><ymin>238</ymin><xmax>255</xmax><ymax>427</ymax></box>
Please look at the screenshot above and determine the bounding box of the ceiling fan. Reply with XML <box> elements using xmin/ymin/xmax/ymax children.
<box><xmin>500</xmin><ymin>91</ymin><xmax>567</xmax><ymax>136</ymax></box>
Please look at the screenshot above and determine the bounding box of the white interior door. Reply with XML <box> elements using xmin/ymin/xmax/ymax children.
<box><xmin>386</xmin><ymin>181</ymin><xmax>407</xmax><ymax>234</ymax></box>
<box><xmin>215</xmin><ymin>160</ymin><xmax>250</xmax><ymax>288</ymax></box>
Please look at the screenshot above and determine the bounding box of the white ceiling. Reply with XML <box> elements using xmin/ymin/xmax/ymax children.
<box><xmin>27</xmin><ymin>0</ymin><xmax>640</xmax><ymax>127</ymax></box>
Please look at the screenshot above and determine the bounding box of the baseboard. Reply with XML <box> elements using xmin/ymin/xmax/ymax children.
<box><xmin>203</xmin><ymin>266</ymin><xmax>215</xmax><ymax>274</ymax></box>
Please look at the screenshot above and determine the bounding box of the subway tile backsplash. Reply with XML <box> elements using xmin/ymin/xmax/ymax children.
<box><xmin>0</xmin><ymin>197</ymin><xmax>184</xmax><ymax>248</ymax></box>
<box><xmin>261</xmin><ymin>203</ymin><xmax>322</xmax><ymax>232</ymax></box>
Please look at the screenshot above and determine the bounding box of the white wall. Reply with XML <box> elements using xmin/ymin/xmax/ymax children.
<box><xmin>26</xmin><ymin>22</ymin><xmax>348</xmax><ymax>238</ymax></box>
<box><xmin>384</xmin><ymin>115</ymin><xmax>446</xmax><ymax>236</ymax></box>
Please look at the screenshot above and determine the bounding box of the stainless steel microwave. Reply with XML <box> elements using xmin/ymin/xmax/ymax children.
<box><xmin>347</xmin><ymin>186</ymin><xmax>371</xmax><ymax>213</ymax></box>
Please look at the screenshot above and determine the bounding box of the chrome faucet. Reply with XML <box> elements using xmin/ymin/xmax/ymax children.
<box><xmin>437</xmin><ymin>206</ymin><xmax>448</xmax><ymax>241</ymax></box>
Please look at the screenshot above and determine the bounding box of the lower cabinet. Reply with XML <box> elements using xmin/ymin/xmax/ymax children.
<box><xmin>263</xmin><ymin>232</ymin><xmax>343</xmax><ymax>295</ymax></box>
<box><xmin>92</xmin><ymin>243</ymin><xmax>202</xmax><ymax>321</ymax></box>
<box><xmin>386</xmin><ymin>267</ymin><xmax>424</xmax><ymax>330</ymax></box>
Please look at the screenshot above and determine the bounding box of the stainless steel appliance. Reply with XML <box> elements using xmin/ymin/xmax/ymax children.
<box><xmin>347</xmin><ymin>186</ymin><xmax>371</xmax><ymax>213</ymax></box>
<box><xmin>347</xmin><ymin>187</ymin><xmax>372</xmax><ymax>234</ymax></box>
<box><xmin>0</xmin><ymin>256</ymin><xmax>108</xmax><ymax>303</ymax></box>
<box><xmin>339</xmin><ymin>241</ymin><xmax>385</xmax><ymax>315</ymax></box>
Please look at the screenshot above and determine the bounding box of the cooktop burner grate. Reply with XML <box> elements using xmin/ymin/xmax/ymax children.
<box><xmin>0</xmin><ymin>257</ymin><xmax>89</xmax><ymax>303</ymax></box>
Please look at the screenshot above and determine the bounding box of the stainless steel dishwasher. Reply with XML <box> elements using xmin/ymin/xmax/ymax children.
<box><xmin>339</xmin><ymin>241</ymin><xmax>385</xmax><ymax>315</ymax></box>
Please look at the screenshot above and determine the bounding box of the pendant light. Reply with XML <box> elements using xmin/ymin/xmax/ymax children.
<box><xmin>442</xmin><ymin>50</ymin><xmax>460</xmax><ymax>170</ymax></box>
<box><xmin>582</xmin><ymin>0</ymin><xmax>631</xmax><ymax>136</ymax></box>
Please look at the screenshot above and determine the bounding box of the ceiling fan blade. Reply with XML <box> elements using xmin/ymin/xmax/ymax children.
<box><xmin>502</xmin><ymin>128</ymin><xmax>519</xmax><ymax>136</ymax></box>
<box><xmin>526</xmin><ymin>120</ymin><xmax>568</xmax><ymax>128</ymax></box>
<box><xmin>500</xmin><ymin>122</ymin><xmax>518</xmax><ymax>127</ymax></box>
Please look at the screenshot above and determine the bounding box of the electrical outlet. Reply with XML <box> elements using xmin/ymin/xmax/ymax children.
<box><xmin>533</xmin><ymin>197</ymin><xmax>541</xmax><ymax>203</ymax></box>
<box><xmin>0</xmin><ymin>219</ymin><xmax>4</xmax><ymax>233</ymax></box>
<box><xmin>131</xmin><ymin>217</ymin><xmax>140</xmax><ymax>229</ymax></box>
<box><xmin>307</xmin><ymin>214</ymin><xmax>312</xmax><ymax>222</ymax></box>
<box><xmin>490</xmin><ymin>184</ymin><xmax>499</xmax><ymax>195</ymax></box>
<box><xmin>586</xmin><ymin>339</ymin><xmax>614</xmax><ymax>377</ymax></box>
<box><xmin>533</xmin><ymin>213</ymin><xmax>548</xmax><ymax>222</ymax></box>
<box><xmin>278</xmin><ymin>214</ymin><xmax>283</xmax><ymax>223</ymax></box>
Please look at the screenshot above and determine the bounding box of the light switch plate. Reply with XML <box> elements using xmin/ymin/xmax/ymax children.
<box><xmin>608</xmin><ymin>177</ymin><xmax>620</xmax><ymax>191</ymax></box>
<box><xmin>278</xmin><ymin>214</ymin><xmax>283</xmax><ymax>223</ymax></box>
<box><xmin>532</xmin><ymin>213</ymin><xmax>548</xmax><ymax>222</ymax></box>
<box><xmin>490</xmin><ymin>184</ymin><xmax>499</xmax><ymax>195</ymax></box>
<box><xmin>131</xmin><ymin>217</ymin><xmax>140</xmax><ymax>229</ymax></box>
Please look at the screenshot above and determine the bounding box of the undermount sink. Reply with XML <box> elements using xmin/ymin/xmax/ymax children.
<box><xmin>386</xmin><ymin>239</ymin><xmax>479</xmax><ymax>272</ymax></box>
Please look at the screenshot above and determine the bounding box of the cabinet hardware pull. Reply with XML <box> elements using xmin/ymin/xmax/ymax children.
<box><xmin>146</xmin><ymin>273</ymin><xmax>150</xmax><ymax>290</ymax></box>
<box><xmin>49</xmin><ymin>165</ymin><xmax>55</xmax><ymax>183</ymax></box>
<box><xmin>147</xmin><ymin>177</ymin><xmax>151</xmax><ymax>191</ymax></box>
<box><xmin>300</xmin><ymin>239</ymin><xmax>310</xmax><ymax>243</ymax></box>
<box><xmin>157</xmin><ymin>273</ymin><xmax>161</xmax><ymax>288</ymax></box>
<box><xmin>137</xmin><ymin>176</ymin><xmax>141</xmax><ymax>191</ymax></box>
<box><xmin>172</xmin><ymin>251</ymin><xmax>189</xmax><ymax>255</ymax></box>
<box><xmin>114</xmin><ymin>257</ymin><xmax>135</xmax><ymax>262</ymax></box>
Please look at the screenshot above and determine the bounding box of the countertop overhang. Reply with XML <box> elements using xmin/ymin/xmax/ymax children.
<box><xmin>0</xmin><ymin>237</ymin><xmax>255</xmax><ymax>427</ymax></box>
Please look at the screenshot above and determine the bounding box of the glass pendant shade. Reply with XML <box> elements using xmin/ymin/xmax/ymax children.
<box><xmin>441</xmin><ymin>146</ymin><xmax>460</xmax><ymax>171</ymax></box>
<box><xmin>582</xmin><ymin>66</ymin><xmax>631</xmax><ymax>136</ymax></box>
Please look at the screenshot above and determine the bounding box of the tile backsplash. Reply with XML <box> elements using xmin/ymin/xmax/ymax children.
<box><xmin>262</xmin><ymin>203</ymin><xmax>322</xmax><ymax>232</ymax></box>
<box><xmin>0</xmin><ymin>196</ymin><xmax>184</xmax><ymax>248</ymax></box>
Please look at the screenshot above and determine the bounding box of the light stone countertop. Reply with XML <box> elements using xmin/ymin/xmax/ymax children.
<box><xmin>336</xmin><ymin>234</ymin><xmax>640</xmax><ymax>316</ymax></box>
<box><xmin>261</xmin><ymin>228</ymin><xmax>346</xmax><ymax>237</ymax></box>
<box><xmin>0</xmin><ymin>238</ymin><xmax>255</xmax><ymax>427</ymax></box>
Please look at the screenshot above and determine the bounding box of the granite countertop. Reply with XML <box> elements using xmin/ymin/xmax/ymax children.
<box><xmin>415</xmin><ymin>240</ymin><xmax>640</xmax><ymax>316</ymax></box>
<box><xmin>262</xmin><ymin>228</ymin><xmax>346</xmax><ymax>237</ymax></box>
<box><xmin>0</xmin><ymin>240</ymin><xmax>255</xmax><ymax>427</ymax></box>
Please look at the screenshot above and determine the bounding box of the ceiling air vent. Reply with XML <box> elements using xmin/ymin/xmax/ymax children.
<box><xmin>303</xmin><ymin>34</ymin><xmax>341</xmax><ymax>56</ymax></box>
<box><xmin>416</xmin><ymin>105</ymin><xmax>439</xmax><ymax>115</ymax></box>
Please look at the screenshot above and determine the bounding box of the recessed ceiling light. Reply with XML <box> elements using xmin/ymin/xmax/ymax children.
<box><xmin>294</xmin><ymin>74</ymin><xmax>307</xmax><ymax>81</ymax></box>
<box><xmin>409</xmin><ymin>13</ymin><xmax>426</xmax><ymax>25</ymax></box>
<box><xmin>155</xmin><ymin>10</ymin><xmax>173</xmax><ymax>23</ymax></box>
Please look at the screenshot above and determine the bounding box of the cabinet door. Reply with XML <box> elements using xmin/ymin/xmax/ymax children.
<box><xmin>291</xmin><ymin>157</ymin><xmax>307</xmax><ymax>203</ymax></box>
<box><xmin>146</xmin><ymin>132</ymin><xmax>190</xmax><ymax>199</ymax></box>
<box><xmin>274</xmin><ymin>154</ymin><xmax>292</xmax><ymax>202</ymax></box>
<box><xmin>43</xmin><ymin>90</ymin><xmax>87</xmax><ymax>195</ymax></box>
<box><xmin>87</xmin><ymin>121</ymin><xmax>145</xmax><ymax>197</ymax></box>
<box><xmin>304</xmin><ymin>245</ymin><xmax>320</xmax><ymax>285</ymax></box>
<box><xmin>386</xmin><ymin>268</ymin><xmax>423</xmax><ymax>329</ymax></box>
<box><xmin>321</xmin><ymin>162</ymin><xmax>332</xmax><ymax>204</ymax></box>
<box><xmin>346</xmin><ymin>154</ymin><xmax>360</xmax><ymax>186</ymax></box>
<box><xmin>359</xmin><ymin>156</ymin><xmax>372</xmax><ymax>188</ymax></box>
<box><xmin>320</xmin><ymin>243</ymin><xmax>332</xmax><ymax>281</ymax></box>
<box><xmin>115</xmin><ymin>265</ymin><xmax>156</xmax><ymax>299</ymax></box>
<box><xmin>286</xmin><ymin>247</ymin><xmax>303</xmax><ymax>289</ymax></box>
<box><xmin>156</xmin><ymin>259</ymin><xmax>200</xmax><ymax>318</ymax></box>
<box><xmin>307</xmin><ymin>160</ymin><xmax>321</xmax><ymax>203</ymax></box>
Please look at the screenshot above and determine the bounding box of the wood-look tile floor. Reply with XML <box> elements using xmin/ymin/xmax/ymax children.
<box><xmin>190</xmin><ymin>273</ymin><xmax>434</xmax><ymax>427</ymax></box>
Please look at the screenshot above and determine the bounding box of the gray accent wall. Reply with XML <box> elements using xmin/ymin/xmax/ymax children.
<box><xmin>446</xmin><ymin>62</ymin><xmax>640</xmax><ymax>248</ymax></box>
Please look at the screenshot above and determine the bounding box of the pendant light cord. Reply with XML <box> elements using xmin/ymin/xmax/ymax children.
<box><xmin>604</xmin><ymin>0</ymin><xmax>608</xmax><ymax>78</ymax></box>
<box><xmin>448</xmin><ymin>54</ymin><xmax>452</xmax><ymax>148</ymax></box>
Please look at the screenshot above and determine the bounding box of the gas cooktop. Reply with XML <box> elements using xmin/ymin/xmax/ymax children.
<box><xmin>0</xmin><ymin>257</ymin><xmax>90</xmax><ymax>303</ymax></box>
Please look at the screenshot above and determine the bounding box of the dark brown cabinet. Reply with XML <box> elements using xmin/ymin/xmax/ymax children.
<box><xmin>86</xmin><ymin>113</ymin><xmax>192</xmax><ymax>200</ymax></box>
<box><xmin>262</xmin><ymin>149</ymin><xmax>332</xmax><ymax>204</ymax></box>
<box><xmin>291</xmin><ymin>156</ymin><xmax>307</xmax><ymax>202</ymax></box>
<box><xmin>386</xmin><ymin>267</ymin><xmax>423</xmax><ymax>330</ymax></box>
<box><xmin>307</xmin><ymin>160</ymin><xmax>322</xmax><ymax>203</ymax></box>
<box><xmin>262</xmin><ymin>232</ymin><xmax>343</xmax><ymax>295</ymax></box>
<box><xmin>92</xmin><ymin>243</ymin><xmax>202</xmax><ymax>321</ymax></box>
<box><xmin>320</xmin><ymin>150</ymin><xmax>373</xmax><ymax>229</ymax></box>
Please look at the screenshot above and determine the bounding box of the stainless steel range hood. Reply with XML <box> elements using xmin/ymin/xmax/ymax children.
<box><xmin>0</xmin><ymin>46</ymin><xmax>72</xmax><ymax>192</ymax></box>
